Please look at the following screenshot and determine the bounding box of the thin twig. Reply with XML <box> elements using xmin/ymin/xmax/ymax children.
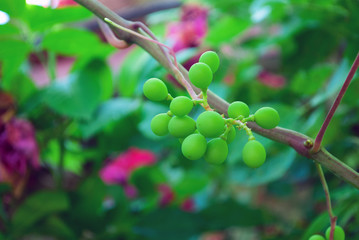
<box><xmin>97</xmin><ymin>18</ymin><xmax>130</xmax><ymax>49</ymax></box>
<box><xmin>315</xmin><ymin>163</ymin><xmax>337</xmax><ymax>240</ymax></box>
<box><xmin>312</xmin><ymin>53</ymin><xmax>359</xmax><ymax>152</ymax></box>
<box><xmin>104</xmin><ymin>17</ymin><xmax>198</xmax><ymax>99</ymax></box>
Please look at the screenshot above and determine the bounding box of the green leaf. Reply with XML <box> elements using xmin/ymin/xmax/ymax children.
<box><xmin>42</xmin><ymin>140</ymin><xmax>85</xmax><ymax>174</ymax></box>
<box><xmin>25</xmin><ymin>5</ymin><xmax>92</xmax><ymax>31</ymax></box>
<box><xmin>199</xmin><ymin>199</ymin><xmax>270</xmax><ymax>229</ymax></box>
<box><xmin>0</xmin><ymin>39</ymin><xmax>31</xmax><ymax>82</ymax></box>
<box><xmin>2</xmin><ymin>72</ymin><xmax>36</xmax><ymax>105</ymax></box>
<box><xmin>80</xmin><ymin>98</ymin><xmax>140</xmax><ymax>138</ymax></box>
<box><xmin>310</xmin><ymin>58</ymin><xmax>350</xmax><ymax>107</ymax></box>
<box><xmin>12</xmin><ymin>191</ymin><xmax>69</xmax><ymax>233</ymax></box>
<box><xmin>35</xmin><ymin>216</ymin><xmax>77</xmax><ymax>240</ymax></box>
<box><xmin>118</xmin><ymin>48</ymin><xmax>152</xmax><ymax>97</ymax></box>
<box><xmin>0</xmin><ymin>23</ymin><xmax>21</xmax><ymax>36</ymax></box>
<box><xmin>205</xmin><ymin>16</ymin><xmax>251</xmax><ymax>45</ymax></box>
<box><xmin>135</xmin><ymin>208</ymin><xmax>201</xmax><ymax>240</ymax></box>
<box><xmin>290</xmin><ymin>64</ymin><xmax>335</xmax><ymax>95</ymax></box>
<box><xmin>44</xmin><ymin>59</ymin><xmax>109</xmax><ymax>119</ymax></box>
<box><xmin>229</xmin><ymin>148</ymin><xmax>296</xmax><ymax>186</ymax></box>
<box><xmin>0</xmin><ymin>0</ymin><xmax>25</xmax><ymax>17</ymax></box>
<box><xmin>174</xmin><ymin>171</ymin><xmax>209</xmax><ymax>199</ymax></box>
<box><xmin>42</xmin><ymin>28</ymin><xmax>114</xmax><ymax>57</ymax></box>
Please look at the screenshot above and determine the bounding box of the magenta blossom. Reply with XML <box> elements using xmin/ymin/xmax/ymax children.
<box><xmin>257</xmin><ymin>70</ymin><xmax>286</xmax><ymax>89</ymax></box>
<box><xmin>158</xmin><ymin>183</ymin><xmax>175</xmax><ymax>207</ymax></box>
<box><xmin>0</xmin><ymin>118</ymin><xmax>40</xmax><ymax>176</ymax></box>
<box><xmin>167</xmin><ymin>4</ymin><xmax>208</xmax><ymax>52</ymax></box>
<box><xmin>100</xmin><ymin>148</ymin><xmax>157</xmax><ymax>185</ymax></box>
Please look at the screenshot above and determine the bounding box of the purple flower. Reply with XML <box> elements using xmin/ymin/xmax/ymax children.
<box><xmin>0</xmin><ymin>118</ymin><xmax>40</xmax><ymax>177</ymax></box>
<box><xmin>166</xmin><ymin>4</ymin><xmax>208</xmax><ymax>52</ymax></box>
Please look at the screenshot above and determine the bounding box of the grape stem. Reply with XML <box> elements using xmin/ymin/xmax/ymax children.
<box><xmin>312</xmin><ymin>52</ymin><xmax>359</xmax><ymax>153</ymax></box>
<box><xmin>236</xmin><ymin>120</ymin><xmax>255</xmax><ymax>141</ymax></box>
<box><xmin>220</xmin><ymin>123</ymin><xmax>232</xmax><ymax>141</ymax></box>
<box><xmin>103</xmin><ymin>17</ymin><xmax>201</xmax><ymax>105</ymax></box>
<box><xmin>315</xmin><ymin>163</ymin><xmax>337</xmax><ymax>240</ymax></box>
<box><xmin>74</xmin><ymin>0</ymin><xmax>359</xmax><ymax>189</ymax></box>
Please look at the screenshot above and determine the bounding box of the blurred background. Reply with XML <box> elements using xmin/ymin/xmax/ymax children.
<box><xmin>0</xmin><ymin>0</ymin><xmax>359</xmax><ymax>239</ymax></box>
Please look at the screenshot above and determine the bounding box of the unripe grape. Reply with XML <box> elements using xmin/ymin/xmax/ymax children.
<box><xmin>228</xmin><ymin>101</ymin><xmax>250</xmax><ymax>118</ymax></box>
<box><xmin>188</xmin><ymin>62</ymin><xmax>213</xmax><ymax>90</ymax></box>
<box><xmin>309</xmin><ymin>235</ymin><xmax>325</xmax><ymax>240</ymax></box>
<box><xmin>325</xmin><ymin>226</ymin><xmax>345</xmax><ymax>240</ymax></box>
<box><xmin>199</xmin><ymin>51</ymin><xmax>220</xmax><ymax>73</ymax></box>
<box><xmin>226</xmin><ymin>125</ymin><xmax>236</xmax><ymax>144</ymax></box>
<box><xmin>170</xmin><ymin>96</ymin><xmax>193</xmax><ymax>117</ymax></box>
<box><xmin>143</xmin><ymin>78</ymin><xmax>168</xmax><ymax>101</ymax></box>
<box><xmin>196</xmin><ymin>111</ymin><xmax>225</xmax><ymax>138</ymax></box>
<box><xmin>150</xmin><ymin>113</ymin><xmax>171</xmax><ymax>136</ymax></box>
<box><xmin>181</xmin><ymin>134</ymin><xmax>207</xmax><ymax>160</ymax></box>
<box><xmin>204</xmin><ymin>138</ymin><xmax>228</xmax><ymax>164</ymax></box>
<box><xmin>254</xmin><ymin>107</ymin><xmax>280</xmax><ymax>129</ymax></box>
<box><xmin>168</xmin><ymin>115</ymin><xmax>196</xmax><ymax>138</ymax></box>
<box><xmin>242</xmin><ymin>140</ymin><xmax>266</xmax><ymax>168</ymax></box>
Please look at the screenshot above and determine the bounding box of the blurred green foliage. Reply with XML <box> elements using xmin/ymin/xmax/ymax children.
<box><xmin>0</xmin><ymin>0</ymin><xmax>359</xmax><ymax>239</ymax></box>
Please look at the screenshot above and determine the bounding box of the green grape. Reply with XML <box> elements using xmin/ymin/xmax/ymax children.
<box><xmin>199</xmin><ymin>51</ymin><xmax>220</xmax><ymax>73</ymax></box>
<box><xmin>143</xmin><ymin>78</ymin><xmax>168</xmax><ymax>101</ymax></box>
<box><xmin>204</xmin><ymin>138</ymin><xmax>228</xmax><ymax>164</ymax></box>
<box><xmin>168</xmin><ymin>115</ymin><xmax>196</xmax><ymax>138</ymax></box>
<box><xmin>254</xmin><ymin>107</ymin><xmax>280</xmax><ymax>129</ymax></box>
<box><xmin>242</xmin><ymin>140</ymin><xmax>266</xmax><ymax>168</ymax></box>
<box><xmin>325</xmin><ymin>226</ymin><xmax>345</xmax><ymax>240</ymax></box>
<box><xmin>188</xmin><ymin>62</ymin><xmax>213</xmax><ymax>90</ymax></box>
<box><xmin>196</xmin><ymin>111</ymin><xmax>225</xmax><ymax>138</ymax></box>
<box><xmin>150</xmin><ymin>113</ymin><xmax>171</xmax><ymax>136</ymax></box>
<box><xmin>181</xmin><ymin>133</ymin><xmax>207</xmax><ymax>160</ymax></box>
<box><xmin>170</xmin><ymin>96</ymin><xmax>193</xmax><ymax>117</ymax></box>
<box><xmin>226</xmin><ymin>125</ymin><xmax>236</xmax><ymax>144</ymax></box>
<box><xmin>309</xmin><ymin>235</ymin><xmax>325</xmax><ymax>240</ymax></box>
<box><xmin>228</xmin><ymin>101</ymin><xmax>250</xmax><ymax>118</ymax></box>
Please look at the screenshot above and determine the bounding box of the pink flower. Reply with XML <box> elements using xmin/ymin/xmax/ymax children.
<box><xmin>181</xmin><ymin>198</ymin><xmax>195</xmax><ymax>212</ymax></box>
<box><xmin>167</xmin><ymin>4</ymin><xmax>208</xmax><ymax>52</ymax></box>
<box><xmin>158</xmin><ymin>184</ymin><xmax>175</xmax><ymax>207</ymax></box>
<box><xmin>99</xmin><ymin>148</ymin><xmax>156</xmax><ymax>185</ymax></box>
<box><xmin>257</xmin><ymin>70</ymin><xmax>286</xmax><ymax>89</ymax></box>
<box><xmin>57</xmin><ymin>0</ymin><xmax>78</xmax><ymax>8</ymax></box>
<box><xmin>0</xmin><ymin>118</ymin><xmax>40</xmax><ymax>177</ymax></box>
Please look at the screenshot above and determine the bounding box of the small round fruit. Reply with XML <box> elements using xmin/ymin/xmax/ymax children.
<box><xmin>168</xmin><ymin>115</ymin><xmax>196</xmax><ymax>138</ymax></box>
<box><xmin>199</xmin><ymin>51</ymin><xmax>220</xmax><ymax>73</ymax></box>
<box><xmin>254</xmin><ymin>107</ymin><xmax>280</xmax><ymax>129</ymax></box>
<box><xmin>242</xmin><ymin>140</ymin><xmax>266</xmax><ymax>168</ymax></box>
<box><xmin>188</xmin><ymin>62</ymin><xmax>213</xmax><ymax>89</ymax></box>
<box><xmin>170</xmin><ymin>96</ymin><xmax>193</xmax><ymax>117</ymax></box>
<box><xmin>181</xmin><ymin>134</ymin><xmax>207</xmax><ymax>160</ymax></box>
<box><xmin>325</xmin><ymin>226</ymin><xmax>345</xmax><ymax>240</ymax></box>
<box><xmin>150</xmin><ymin>113</ymin><xmax>171</xmax><ymax>136</ymax></box>
<box><xmin>228</xmin><ymin>101</ymin><xmax>250</xmax><ymax>118</ymax></box>
<box><xmin>309</xmin><ymin>235</ymin><xmax>325</xmax><ymax>240</ymax></box>
<box><xmin>226</xmin><ymin>125</ymin><xmax>236</xmax><ymax>144</ymax></box>
<box><xmin>196</xmin><ymin>111</ymin><xmax>225</xmax><ymax>138</ymax></box>
<box><xmin>143</xmin><ymin>78</ymin><xmax>168</xmax><ymax>101</ymax></box>
<box><xmin>204</xmin><ymin>138</ymin><xmax>228</xmax><ymax>164</ymax></box>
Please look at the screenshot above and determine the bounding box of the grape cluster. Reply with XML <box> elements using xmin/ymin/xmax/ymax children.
<box><xmin>143</xmin><ymin>51</ymin><xmax>280</xmax><ymax>167</ymax></box>
<box><xmin>309</xmin><ymin>225</ymin><xmax>345</xmax><ymax>240</ymax></box>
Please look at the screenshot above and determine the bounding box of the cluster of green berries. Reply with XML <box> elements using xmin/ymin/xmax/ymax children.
<box><xmin>309</xmin><ymin>225</ymin><xmax>345</xmax><ymax>240</ymax></box>
<box><xmin>143</xmin><ymin>51</ymin><xmax>280</xmax><ymax>167</ymax></box>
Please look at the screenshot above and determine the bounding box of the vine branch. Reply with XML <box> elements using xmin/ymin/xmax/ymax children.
<box><xmin>73</xmin><ymin>0</ymin><xmax>359</xmax><ymax>189</ymax></box>
<box><xmin>312</xmin><ymin>53</ymin><xmax>359</xmax><ymax>153</ymax></box>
